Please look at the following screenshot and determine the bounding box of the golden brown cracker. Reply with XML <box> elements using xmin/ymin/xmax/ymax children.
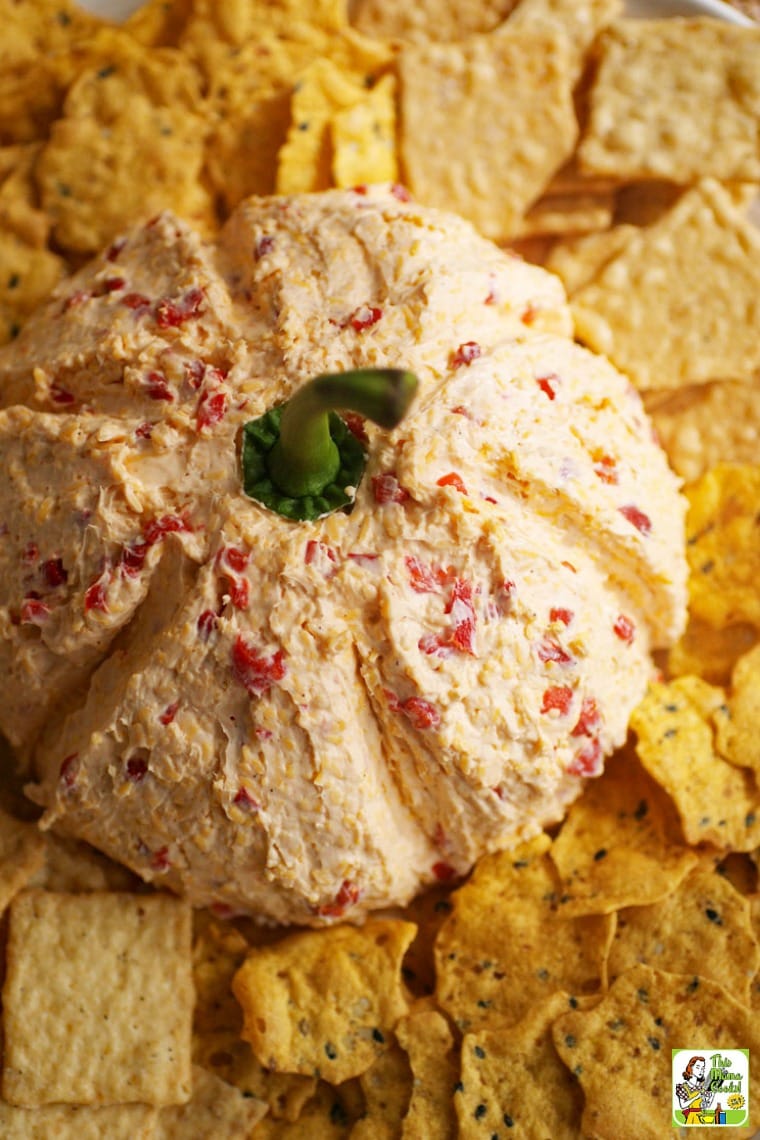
<box><xmin>351</xmin><ymin>0</ymin><xmax>520</xmax><ymax>44</ymax></box>
<box><xmin>646</xmin><ymin>380</ymin><xmax>760</xmax><ymax>484</ymax></box>
<box><xmin>571</xmin><ymin>181</ymin><xmax>760</xmax><ymax>391</ymax></box>
<box><xmin>549</xmin><ymin>747</ymin><xmax>699</xmax><ymax>917</ymax></box>
<box><xmin>434</xmin><ymin>834</ymin><xmax>612</xmax><ymax>1031</ymax></box>
<box><xmin>545</xmin><ymin>223</ymin><xmax>636</xmax><ymax>294</ymax></box>
<box><xmin>233</xmin><ymin>918</ymin><xmax>415</xmax><ymax>1083</ymax></box>
<box><xmin>2</xmin><ymin>890</ymin><xmax>193</xmax><ymax>1107</ymax></box>
<box><xmin>331</xmin><ymin>73</ymin><xmax>397</xmax><ymax>188</ymax></box>
<box><xmin>579</xmin><ymin>17</ymin><xmax>760</xmax><ymax>182</ymax></box>
<box><xmin>666</xmin><ymin>616</ymin><xmax>758</xmax><ymax>688</ymax></box>
<box><xmin>398</xmin><ymin>28</ymin><xmax>578</xmax><ymax>241</ymax></box>
<box><xmin>36</xmin><ymin>42</ymin><xmax>213</xmax><ymax>254</ymax></box>
<box><xmin>631</xmin><ymin>676</ymin><xmax>760</xmax><ymax>852</ymax></box>
<box><xmin>553</xmin><ymin>964</ymin><xmax>760</xmax><ymax>1138</ymax></box>
<box><xmin>607</xmin><ymin>864</ymin><xmax>759</xmax><ymax>1006</ymax></box>
<box><xmin>154</xmin><ymin>1065</ymin><xmax>267</xmax><ymax>1138</ymax></box>
<box><xmin>457</xmin><ymin>992</ymin><xmax>586</xmax><ymax>1140</ymax></box>
<box><xmin>0</xmin><ymin>1101</ymin><xmax>157</xmax><ymax>1140</ymax></box>
<box><xmin>0</xmin><ymin>808</ymin><xmax>45</xmax><ymax>914</ymax></box>
<box><xmin>395</xmin><ymin>1008</ymin><xmax>458</xmax><ymax>1138</ymax></box>
<box><xmin>684</xmin><ymin>463</ymin><xmax>760</xmax><ymax>631</ymax></box>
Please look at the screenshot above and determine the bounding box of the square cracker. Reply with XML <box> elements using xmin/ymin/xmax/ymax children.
<box><xmin>2</xmin><ymin>890</ymin><xmax>193</xmax><ymax>1107</ymax></box>
<box><xmin>571</xmin><ymin>180</ymin><xmax>760</xmax><ymax>390</ymax></box>
<box><xmin>398</xmin><ymin>27</ymin><xmax>578</xmax><ymax>241</ymax></box>
<box><xmin>0</xmin><ymin>809</ymin><xmax>45</xmax><ymax>915</ymax></box>
<box><xmin>0</xmin><ymin>1100</ymin><xmax>157</xmax><ymax>1140</ymax></box>
<box><xmin>578</xmin><ymin>18</ymin><xmax>760</xmax><ymax>182</ymax></box>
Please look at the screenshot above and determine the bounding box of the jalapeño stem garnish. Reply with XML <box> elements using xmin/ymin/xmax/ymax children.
<box><xmin>241</xmin><ymin>368</ymin><xmax>418</xmax><ymax>521</ymax></box>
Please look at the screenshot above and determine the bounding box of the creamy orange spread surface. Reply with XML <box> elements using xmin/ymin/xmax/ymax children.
<box><xmin>0</xmin><ymin>186</ymin><xmax>687</xmax><ymax>924</ymax></box>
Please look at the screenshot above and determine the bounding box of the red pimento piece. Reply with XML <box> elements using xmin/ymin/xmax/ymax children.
<box><xmin>106</xmin><ymin>237</ymin><xmax>126</xmax><ymax>261</ymax></box>
<box><xmin>135</xmin><ymin>421</ymin><xmax>153</xmax><ymax>440</ymax></box>
<box><xmin>126</xmin><ymin>755</ymin><xmax>148</xmax><ymax>782</ymax></box>
<box><xmin>521</xmin><ymin>304</ymin><xmax>538</xmax><ymax>325</ymax></box>
<box><xmin>228</xmin><ymin>578</ymin><xmax>249</xmax><ymax>608</ymax></box>
<box><xmin>371</xmin><ymin>473</ymin><xmax>409</xmax><ymax>504</ymax></box>
<box><xmin>437</xmin><ymin>472</ymin><xmax>468</xmax><ymax>494</ymax></box>
<box><xmin>405</xmin><ymin>555</ymin><xmax>454</xmax><ymax>593</ymax></box>
<box><xmin>537</xmin><ymin>638</ymin><xmax>573</xmax><ymax>665</ymax></box>
<box><xmin>42</xmin><ymin>557</ymin><xmax>68</xmax><ymax>587</ymax></box>
<box><xmin>432</xmin><ymin>861</ymin><xmax>458</xmax><ymax>883</ymax></box>
<box><xmin>536</xmin><ymin>374</ymin><xmax>559</xmax><ymax>400</ymax></box>
<box><xmin>446</xmin><ymin>578</ymin><xmax>476</xmax><ymax>654</ymax></box>
<box><xmin>232</xmin><ymin>636</ymin><xmax>286</xmax><ymax>696</ymax></box>
<box><xmin>219</xmin><ymin>546</ymin><xmax>249</xmax><ymax>574</ymax></box>
<box><xmin>316</xmin><ymin>879</ymin><xmax>361</xmax><ymax>918</ymax></box>
<box><xmin>50</xmin><ymin>383</ymin><xmax>76</xmax><ymax>406</ymax></box>
<box><xmin>347</xmin><ymin>552</ymin><xmax>379</xmax><ymax>568</ymax></box>
<box><xmin>119</xmin><ymin>540</ymin><xmax>148</xmax><ymax>577</ymax></box>
<box><xmin>400</xmin><ymin>696</ymin><xmax>441</xmax><ymax>730</ymax></box>
<box><xmin>143</xmin><ymin>514</ymin><xmax>192</xmax><ymax>546</ymax></box>
<box><xmin>22</xmin><ymin>541</ymin><xmax>39</xmax><ymax>565</ymax></box>
<box><xmin>304</xmin><ymin>540</ymin><xmax>338</xmax><ymax>571</ymax></box>
<box><xmin>197</xmin><ymin>609</ymin><xmax>218</xmax><ymax>641</ymax></box>
<box><xmin>63</xmin><ymin>290</ymin><xmax>90</xmax><ymax>311</ymax></box>
<box><xmin>450</xmin><ymin>341</ymin><xmax>481</xmax><ymax>368</ymax></box>
<box><xmin>613</xmin><ymin>613</ymin><xmax>636</xmax><ymax>645</ymax></box>
<box><xmin>619</xmin><ymin>504</ymin><xmax>652</xmax><ymax>536</ymax></box>
<box><xmin>254</xmin><ymin>234</ymin><xmax>275</xmax><ymax>258</ymax></box>
<box><xmin>541</xmin><ymin>685</ymin><xmax>573</xmax><ymax>715</ymax></box>
<box><xmin>185</xmin><ymin>359</ymin><xmax>206</xmax><ymax>389</ymax></box>
<box><xmin>568</xmin><ymin>738</ymin><xmax>603</xmax><ymax>778</ymax></box>
<box><xmin>352</xmin><ymin>183</ymin><xmax>368</xmax><ymax>195</ymax></box>
<box><xmin>572</xmin><ymin>696</ymin><xmax>601</xmax><ymax>738</ymax></box>
<box><xmin>121</xmin><ymin>292</ymin><xmax>151</xmax><ymax>310</ymax></box>
<box><xmin>343</xmin><ymin>411</ymin><xmax>369</xmax><ymax>445</ymax></box>
<box><xmin>150</xmin><ymin>846</ymin><xmax>171</xmax><ymax>872</ymax></box>
<box><xmin>550</xmin><ymin>607</ymin><xmax>574</xmax><ymax>626</ymax></box>
<box><xmin>20</xmin><ymin>597</ymin><xmax>50</xmax><ymax>624</ymax></box>
<box><xmin>84</xmin><ymin>569</ymin><xmax>111</xmax><ymax>613</ymax></box>
<box><xmin>155</xmin><ymin>286</ymin><xmax>205</xmax><ymax>328</ymax></box>
<box><xmin>60</xmin><ymin>753</ymin><xmax>79</xmax><ymax>788</ymax></box>
<box><xmin>144</xmin><ymin>371</ymin><xmax>174</xmax><ymax>402</ymax></box>
<box><xmin>593</xmin><ymin>455</ymin><xmax>619</xmax><ymax>484</ymax></box>
<box><xmin>196</xmin><ymin>390</ymin><xmax>227</xmax><ymax>431</ymax></box>
<box><xmin>159</xmin><ymin>701</ymin><xmax>179</xmax><ymax>726</ymax></box>
<box><xmin>233</xmin><ymin>786</ymin><xmax>260</xmax><ymax>810</ymax></box>
<box><xmin>349</xmin><ymin>304</ymin><xmax>383</xmax><ymax>332</ymax></box>
<box><xmin>101</xmin><ymin>276</ymin><xmax>125</xmax><ymax>293</ymax></box>
<box><xmin>390</xmin><ymin>183</ymin><xmax>411</xmax><ymax>202</ymax></box>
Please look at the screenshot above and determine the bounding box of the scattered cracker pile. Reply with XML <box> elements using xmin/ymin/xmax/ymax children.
<box><xmin>0</xmin><ymin>0</ymin><xmax>759</xmax><ymax>1136</ymax></box>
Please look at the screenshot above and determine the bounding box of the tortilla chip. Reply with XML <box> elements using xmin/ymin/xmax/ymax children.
<box><xmin>393</xmin><ymin>883</ymin><xmax>456</xmax><ymax>998</ymax></box>
<box><xmin>544</xmin><ymin>224</ymin><xmax>636</xmax><ymax>295</ymax></box>
<box><xmin>0</xmin><ymin>1101</ymin><xmax>157</xmax><ymax>1140</ymax></box>
<box><xmin>398</xmin><ymin>28</ymin><xmax>578</xmax><ymax>241</ymax></box>
<box><xmin>154</xmin><ymin>1065</ymin><xmax>267</xmax><ymax>1138</ymax></box>
<box><xmin>507</xmin><ymin>0</ymin><xmax>623</xmax><ymax>69</ymax></box>
<box><xmin>276</xmin><ymin>58</ymin><xmax>368</xmax><ymax>194</ymax></box>
<box><xmin>646</xmin><ymin>379</ymin><xmax>760</xmax><ymax>485</ymax></box>
<box><xmin>351</xmin><ymin>0</ymin><xmax>520</xmax><ymax>44</ymax></box>
<box><xmin>578</xmin><ymin>18</ymin><xmax>760</xmax><ymax>182</ymax></box>
<box><xmin>331</xmin><ymin>73</ymin><xmax>397</xmax><ymax>188</ymax></box>
<box><xmin>550</xmin><ymin>746</ymin><xmax>699</xmax><ymax>917</ymax></box>
<box><xmin>630</xmin><ymin>676</ymin><xmax>760</xmax><ymax>852</ymax></box>
<box><xmin>516</xmin><ymin>191</ymin><xmax>614</xmax><ymax>238</ymax></box>
<box><xmin>715</xmin><ymin>644</ymin><xmax>760</xmax><ymax>779</ymax></box>
<box><xmin>395</xmin><ymin>1008</ymin><xmax>458</xmax><ymax>1138</ymax></box>
<box><xmin>456</xmin><ymin>992</ymin><xmax>586</xmax><ymax>1139</ymax></box>
<box><xmin>2</xmin><ymin>889</ymin><xmax>193</xmax><ymax>1107</ymax></box>
<box><xmin>434</xmin><ymin>834</ymin><xmax>612</xmax><ymax>1032</ymax></box>
<box><xmin>607</xmin><ymin>865</ymin><xmax>759</xmax><ymax>1006</ymax></box>
<box><xmin>0</xmin><ymin>808</ymin><xmax>45</xmax><ymax>914</ymax></box>
<box><xmin>553</xmin><ymin>964</ymin><xmax>760</xmax><ymax>1139</ymax></box>
<box><xmin>0</xmin><ymin>229</ymin><xmax>66</xmax><ymax>346</ymax></box>
<box><xmin>252</xmin><ymin>1080</ymin><xmax>359</xmax><ymax>1137</ymax></box>
<box><xmin>684</xmin><ymin>463</ymin><xmax>760</xmax><ymax>631</ymax></box>
<box><xmin>351</xmin><ymin>1043</ymin><xmax>412</xmax><ymax>1140</ymax></box>
<box><xmin>571</xmin><ymin>181</ymin><xmax>760</xmax><ymax>391</ymax></box>
<box><xmin>233</xmin><ymin>918</ymin><xmax>415</xmax><ymax>1083</ymax></box>
<box><xmin>36</xmin><ymin>41</ymin><xmax>213</xmax><ymax>254</ymax></box>
<box><xmin>666</xmin><ymin>616</ymin><xmax>758</xmax><ymax>687</ymax></box>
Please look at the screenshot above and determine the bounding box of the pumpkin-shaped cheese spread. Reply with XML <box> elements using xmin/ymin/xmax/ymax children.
<box><xmin>0</xmin><ymin>187</ymin><xmax>687</xmax><ymax>924</ymax></box>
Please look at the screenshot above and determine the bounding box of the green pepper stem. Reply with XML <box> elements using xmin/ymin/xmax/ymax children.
<box><xmin>266</xmin><ymin>368</ymin><xmax>417</xmax><ymax>498</ymax></box>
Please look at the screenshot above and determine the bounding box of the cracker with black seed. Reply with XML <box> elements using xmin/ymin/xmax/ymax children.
<box><xmin>232</xmin><ymin>918</ymin><xmax>416</xmax><ymax>1083</ymax></box>
<box><xmin>552</xmin><ymin>964</ymin><xmax>760</xmax><ymax>1139</ymax></box>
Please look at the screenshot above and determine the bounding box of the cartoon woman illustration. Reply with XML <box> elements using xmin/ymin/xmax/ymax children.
<box><xmin>675</xmin><ymin>1056</ymin><xmax>715</xmax><ymax>1124</ymax></box>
